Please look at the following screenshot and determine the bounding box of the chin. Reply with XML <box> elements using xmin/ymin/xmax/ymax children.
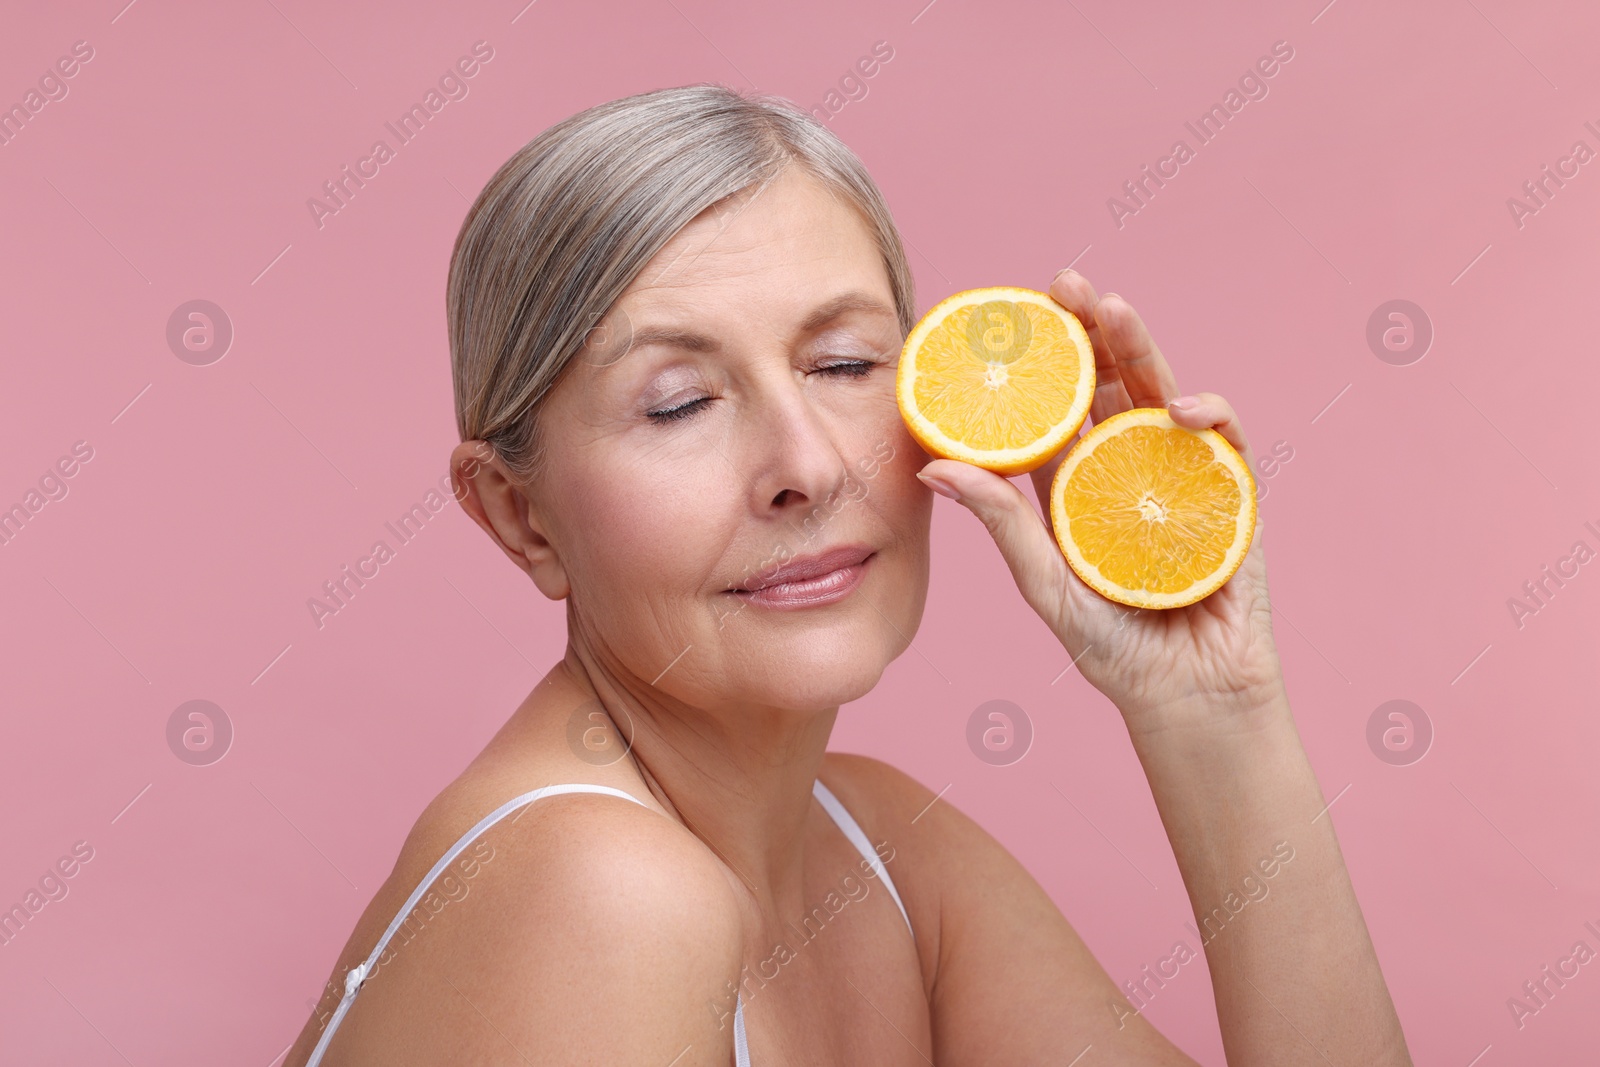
<box><xmin>710</xmin><ymin>553</ymin><xmax>928</xmax><ymax>711</ymax></box>
<box><xmin>756</xmin><ymin>667</ymin><xmax>887</xmax><ymax>714</ymax></box>
<box><xmin>740</xmin><ymin>629</ymin><xmax>897</xmax><ymax>712</ymax></box>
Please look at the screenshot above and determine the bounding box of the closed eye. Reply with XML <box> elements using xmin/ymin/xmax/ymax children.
<box><xmin>816</xmin><ymin>359</ymin><xmax>876</xmax><ymax>379</ymax></box>
<box><xmin>645</xmin><ymin>397</ymin><xmax>711</xmax><ymax>423</ymax></box>
<box><xmin>644</xmin><ymin>361</ymin><xmax>879</xmax><ymax>424</ymax></box>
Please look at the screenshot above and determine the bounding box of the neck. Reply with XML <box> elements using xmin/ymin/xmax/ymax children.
<box><xmin>555</xmin><ymin>638</ymin><xmax>838</xmax><ymax>910</ymax></box>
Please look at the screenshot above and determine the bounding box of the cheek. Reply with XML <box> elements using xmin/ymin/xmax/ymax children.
<box><xmin>549</xmin><ymin>450</ymin><xmax>747</xmax><ymax>694</ymax></box>
<box><xmin>553</xmin><ymin>453</ymin><xmax>734</xmax><ymax>613</ymax></box>
<box><xmin>853</xmin><ymin>417</ymin><xmax>933</xmax><ymax>575</ymax></box>
<box><xmin>869</xmin><ymin>417</ymin><xmax>933</xmax><ymax>516</ymax></box>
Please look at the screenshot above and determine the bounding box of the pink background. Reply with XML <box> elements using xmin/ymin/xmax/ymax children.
<box><xmin>2</xmin><ymin>0</ymin><xmax>1597</xmax><ymax>1063</ymax></box>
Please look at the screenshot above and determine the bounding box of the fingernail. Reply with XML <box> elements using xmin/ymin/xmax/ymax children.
<box><xmin>1054</xmin><ymin>267</ymin><xmax>1077</xmax><ymax>280</ymax></box>
<box><xmin>916</xmin><ymin>471</ymin><xmax>961</xmax><ymax>501</ymax></box>
<box><xmin>1169</xmin><ymin>395</ymin><xmax>1200</xmax><ymax>411</ymax></box>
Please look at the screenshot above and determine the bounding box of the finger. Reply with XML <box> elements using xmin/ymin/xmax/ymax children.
<box><xmin>1167</xmin><ymin>392</ymin><xmax>1256</xmax><ymax>470</ymax></box>
<box><xmin>917</xmin><ymin>458</ymin><xmax>1070</xmax><ymax>623</ymax></box>
<box><xmin>1097</xmin><ymin>294</ymin><xmax>1181</xmax><ymax>411</ymax></box>
<box><xmin>1167</xmin><ymin>393</ymin><xmax>1265</xmax><ymax>543</ymax></box>
<box><xmin>1049</xmin><ymin>269</ymin><xmax>1132</xmax><ymax>426</ymax></box>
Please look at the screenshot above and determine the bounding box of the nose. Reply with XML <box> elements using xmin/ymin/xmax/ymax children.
<box><xmin>745</xmin><ymin>371</ymin><xmax>853</xmax><ymax>518</ymax></box>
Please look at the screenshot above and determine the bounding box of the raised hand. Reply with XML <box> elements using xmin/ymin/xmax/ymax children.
<box><xmin>914</xmin><ymin>269</ymin><xmax>1284</xmax><ymax>730</ymax></box>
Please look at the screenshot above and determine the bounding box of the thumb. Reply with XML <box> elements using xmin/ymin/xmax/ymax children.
<box><xmin>916</xmin><ymin>458</ymin><xmax>1070</xmax><ymax>620</ymax></box>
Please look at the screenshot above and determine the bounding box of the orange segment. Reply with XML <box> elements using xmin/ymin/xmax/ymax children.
<box><xmin>1050</xmin><ymin>408</ymin><xmax>1256</xmax><ymax>609</ymax></box>
<box><xmin>897</xmin><ymin>287</ymin><xmax>1095</xmax><ymax>475</ymax></box>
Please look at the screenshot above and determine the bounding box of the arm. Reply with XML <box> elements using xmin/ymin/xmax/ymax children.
<box><xmin>1129</xmin><ymin>686</ymin><xmax>1410</xmax><ymax>1065</ymax></box>
<box><xmin>823</xmin><ymin>753</ymin><xmax>1203</xmax><ymax>1065</ymax></box>
<box><xmin>913</xmin><ymin>268</ymin><xmax>1412</xmax><ymax>1064</ymax></box>
<box><xmin>876</xmin><ymin>692</ymin><xmax>1407</xmax><ymax>1066</ymax></box>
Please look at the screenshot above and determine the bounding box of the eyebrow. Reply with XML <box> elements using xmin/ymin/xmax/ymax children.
<box><xmin>798</xmin><ymin>291</ymin><xmax>898</xmax><ymax>333</ymax></box>
<box><xmin>621</xmin><ymin>291</ymin><xmax>897</xmax><ymax>355</ymax></box>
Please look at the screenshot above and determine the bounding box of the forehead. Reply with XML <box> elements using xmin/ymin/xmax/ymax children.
<box><xmin>617</xmin><ymin>168</ymin><xmax>890</xmax><ymax>323</ymax></box>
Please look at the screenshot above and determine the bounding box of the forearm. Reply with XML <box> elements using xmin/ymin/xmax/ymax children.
<box><xmin>1126</xmin><ymin>689</ymin><xmax>1412</xmax><ymax>1066</ymax></box>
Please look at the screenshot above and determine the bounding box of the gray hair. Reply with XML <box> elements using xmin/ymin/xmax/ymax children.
<box><xmin>446</xmin><ymin>82</ymin><xmax>917</xmax><ymax>485</ymax></box>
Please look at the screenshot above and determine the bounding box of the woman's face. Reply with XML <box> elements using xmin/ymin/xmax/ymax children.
<box><xmin>531</xmin><ymin>167</ymin><xmax>932</xmax><ymax>715</ymax></box>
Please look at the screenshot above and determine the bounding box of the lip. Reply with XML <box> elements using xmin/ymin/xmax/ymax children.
<box><xmin>729</xmin><ymin>544</ymin><xmax>875</xmax><ymax>609</ymax></box>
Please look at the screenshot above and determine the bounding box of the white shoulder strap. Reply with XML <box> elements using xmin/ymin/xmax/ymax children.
<box><xmin>734</xmin><ymin>994</ymin><xmax>752</xmax><ymax>1066</ymax></box>
<box><xmin>811</xmin><ymin>778</ymin><xmax>913</xmax><ymax>938</ymax></box>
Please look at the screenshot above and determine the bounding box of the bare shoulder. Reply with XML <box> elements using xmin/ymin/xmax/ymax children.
<box><xmin>814</xmin><ymin>750</ymin><xmax>1038</xmax><ymax>907</ymax></box>
<box><xmin>817</xmin><ymin>750</ymin><xmax>974</xmax><ymax>861</ymax></box>
<box><xmin>815</xmin><ymin>752</ymin><xmax>947</xmax><ymax>975</ymax></box>
<box><xmin>820</xmin><ymin>751</ymin><xmax>1199</xmax><ymax>1064</ymax></box>
<box><xmin>816</xmin><ymin>751</ymin><xmax>967</xmax><ymax>879</ymax></box>
<box><xmin>819</xmin><ymin>750</ymin><xmax>940</xmax><ymax>813</ymax></box>
<box><xmin>819</xmin><ymin>750</ymin><xmax>1027</xmax><ymax>881</ymax></box>
<box><xmin>286</xmin><ymin>776</ymin><xmax>745</xmax><ymax>1067</ymax></box>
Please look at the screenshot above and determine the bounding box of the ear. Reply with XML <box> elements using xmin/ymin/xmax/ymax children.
<box><xmin>449</xmin><ymin>440</ymin><xmax>569</xmax><ymax>600</ymax></box>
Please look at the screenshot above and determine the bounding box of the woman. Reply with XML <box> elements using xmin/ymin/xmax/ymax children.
<box><xmin>286</xmin><ymin>83</ymin><xmax>1412</xmax><ymax>1065</ymax></box>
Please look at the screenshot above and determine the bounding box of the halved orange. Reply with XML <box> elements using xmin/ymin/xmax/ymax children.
<box><xmin>897</xmin><ymin>287</ymin><xmax>1095</xmax><ymax>475</ymax></box>
<box><xmin>1050</xmin><ymin>408</ymin><xmax>1256</xmax><ymax>609</ymax></box>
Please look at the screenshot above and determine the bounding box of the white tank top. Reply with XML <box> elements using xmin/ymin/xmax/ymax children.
<box><xmin>302</xmin><ymin>778</ymin><xmax>915</xmax><ymax>1066</ymax></box>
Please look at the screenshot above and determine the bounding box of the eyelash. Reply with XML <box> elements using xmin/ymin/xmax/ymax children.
<box><xmin>645</xmin><ymin>360</ymin><xmax>877</xmax><ymax>424</ymax></box>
